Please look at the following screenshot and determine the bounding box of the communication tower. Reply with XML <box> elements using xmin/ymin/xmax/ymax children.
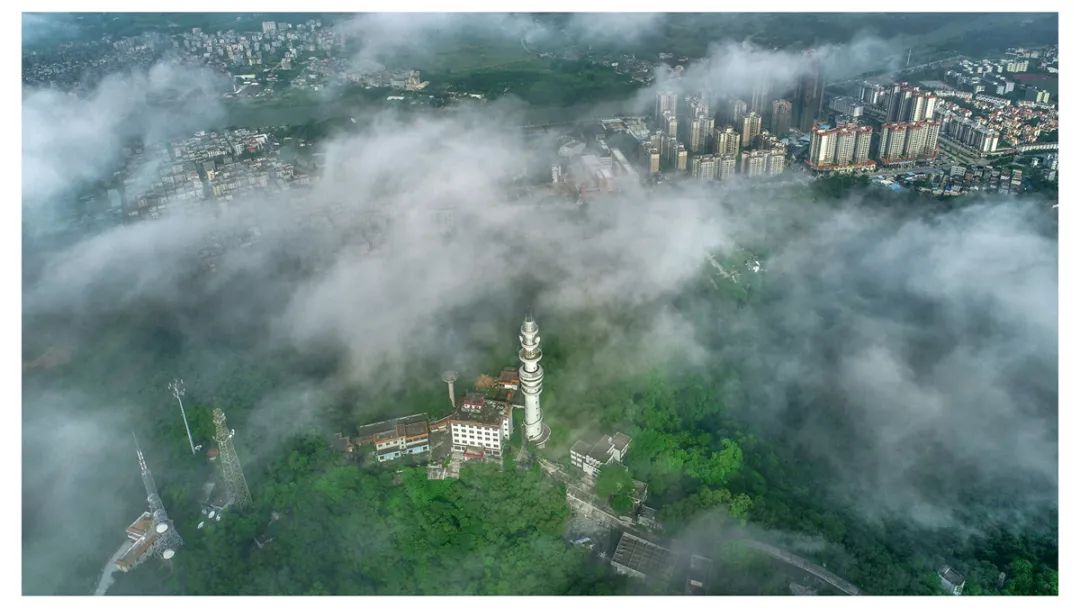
<box><xmin>212</xmin><ymin>408</ymin><xmax>252</xmax><ymax>509</ymax></box>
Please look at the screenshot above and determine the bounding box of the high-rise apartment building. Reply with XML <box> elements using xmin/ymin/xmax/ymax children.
<box><xmin>726</xmin><ymin>98</ymin><xmax>748</xmax><ymax>126</ymax></box>
<box><xmin>770</xmin><ymin>99</ymin><xmax>792</xmax><ymax>135</ymax></box>
<box><xmin>808</xmin><ymin>123</ymin><xmax>874</xmax><ymax>171</ymax></box>
<box><xmin>749</xmin><ymin>78</ymin><xmax>770</xmax><ymax>115</ymax></box>
<box><xmin>655</xmin><ymin>91</ymin><xmax>678</xmax><ymax>123</ymax></box>
<box><xmin>886</xmin><ymin>84</ymin><xmax>938</xmax><ymax>122</ymax></box>
<box><xmin>828</xmin><ymin>96</ymin><xmax>865</xmax><ymax>118</ymax></box>
<box><xmin>859</xmin><ymin>81</ymin><xmax>887</xmax><ymax>106</ymax></box>
<box><xmin>793</xmin><ymin>56</ymin><xmax>825</xmax><ymax>132</ymax></box>
<box><xmin>740</xmin><ymin>150</ymin><xmax>768</xmax><ymax>177</ymax></box>
<box><xmin>764</xmin><ymin>148</ymin><xmax>786</xmax><ymax>176</ymax></box>
<box><xmin>642</xmin><ymin>143</ymin><xmax>661</xmax><ymax>175</ymax></box>
<box><xmin>877</xmin><ymin>120</ymin><xmax>941</xmax><ymax>164</ymax></box>
<box><xmin>663</xmin><ymin>111</ymin><xmax>679</xmax><ymax>137</ymax></box>
<box><xmin>713</xmin><ymin>126</ymin><xmax>741</xmax><ymax>155</ymax></box>
<box><xmin>688</xmin><ymin>114</ymin><xmax>715</xmax><ymax>155</ymax></box>
<box><xmin>717</xmin><ymin>154</ymin><xmax>738</xmax><ymax>181</ymax></box>
<box><xmin>690</xmin><ymin>155</ymin><xmax>718</xmax><ymax>180</ymax></box>
<box><xmin>740</xmin><ymin>112</ymin><xmax>762</xmax><ymax>149</ymax></box>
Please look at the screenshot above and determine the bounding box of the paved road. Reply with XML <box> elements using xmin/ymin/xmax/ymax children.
<box><xmin>740</xmin><ymin>539</ymin><xmax>862</xmax><ymax>596</ymax></box>
<box><xmin>539</xmin><ymin>457</ymin><xmax>864</xmax><ymax>595</ymax></box>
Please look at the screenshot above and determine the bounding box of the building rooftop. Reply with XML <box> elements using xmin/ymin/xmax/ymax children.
<box><xmin>570</xmin><ymin>439</ymin><xmax>591</xmax><ymax>457</ymax></box>
<box><xmin>497</xmin><ymin>368</ymin><xmax>520</xmax><ymax>387</ymax></box>
<box><xmin>355</xmin><ymin>413</ymin><xmax>429</xmax><ymax>444</ymax></box>
<box><xmin>611</xmin><ymin>532</ymin><xmax>674</xmax><ymax>579</ymax></box>
<box><xmin>124</xmin><ymin>512</ymin><xmax>154</xmax><ymax>542</ymax></box>
<box><xmin>572</xmin><ymin>432</ymin><xmax>632</xmax><ymax>463</ymax></box>
<box><xmin>939</xmin><ymin>566</ymin><xmax>966</xmax><ymax>586</ymax></box>
<box><xmin>451</xmin><ymin>394</ymin><xmax>510</xmax><ymax>426</ymax></box>
<box><xmin>612</xmin><ymin>432</ymin><xmax>632</xmax><ymax>453</ymax></box>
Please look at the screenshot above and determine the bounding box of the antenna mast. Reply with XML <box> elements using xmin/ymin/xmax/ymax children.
<box><xmin>212</xmin><ymin>408</ymin><xmax>252</xmax><ymax>508</ymax></box>
<box><xmin>169</xmin><ymin>378</ymin><xmax>201</xmax><ymax>455</ymax></box>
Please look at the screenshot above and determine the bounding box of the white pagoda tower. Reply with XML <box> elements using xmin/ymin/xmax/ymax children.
<box><xmin>519</xmin><ymin>314</ymin><xmax>550</xmax><ymax>446</ymax></box>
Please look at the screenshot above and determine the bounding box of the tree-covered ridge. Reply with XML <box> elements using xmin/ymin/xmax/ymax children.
<box><xmin>112</xmin><ymin>434</ymin><xmax>627</xmax><ymax>595</ymax></box>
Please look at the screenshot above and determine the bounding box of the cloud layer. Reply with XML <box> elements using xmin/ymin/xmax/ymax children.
<box><xmin>22</xmin><ymin>21</ymin><xmax>1057</xmax><ymax>594</ymax></box>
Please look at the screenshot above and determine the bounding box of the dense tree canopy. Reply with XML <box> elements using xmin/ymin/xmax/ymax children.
<box><xmin>112</xmin><ymin>434</ymin><xmax>627</xmax><ymax>595</ymax></box>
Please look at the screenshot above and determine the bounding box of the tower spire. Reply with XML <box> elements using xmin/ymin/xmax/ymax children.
<box><xmin>518</xmin><ymin>313</ymin><xmax>550</xmax><ymax>446</ymax></box>
<box><xmin>132</xmin><ymin>433</ymin><xmax>162</xmax><ymax>513</ymax></box>
<box><xmin>213</xmin><ymin>408</ymin><xmax>252</xmax><ymax>509</ymax></box>
<box><xmin>130</xmin><ymin>434</ymin><xmax>182</xmax><ymax>558</ymax></box>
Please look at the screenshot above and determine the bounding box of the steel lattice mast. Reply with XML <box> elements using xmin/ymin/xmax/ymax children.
<box><xmin>132</xmin><ymin>434</ymin><xmax>183</xmax><ymax>557</ymax></box>
<box><xmin>212</xmin><ymin>408</ymin><xmax>252</xmax><ymax>508</ymax></box>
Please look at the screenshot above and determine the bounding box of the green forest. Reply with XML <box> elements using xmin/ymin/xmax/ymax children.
<box><xmin>23</xmin><ymin>177</ymin><xmax>1057</xmax><ymax>596</ymax></box>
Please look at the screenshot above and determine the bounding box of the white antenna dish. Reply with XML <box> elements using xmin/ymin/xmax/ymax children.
<box><xmin>155</xmin><ymin>522</ymin><xmax>170</xmax><ymax>534</ymax></box>
<box><xmin>215</xmin><ymin>514</ymin><xmax>222</xmax><ymax>521</ymax></box>
<box><xmin>197</xmin><ymin>521</ymin><xmax>205</xmax><ymax>529</ymax></box>
<box><xmin>208</xmin><ymin>510</ymin><xmax>216</xmax><ymax>518</ymax></box>
<box><xmin>162</xmin><ymin>549</ymin><xmax>176</xmax><ymax>560</ymax></box>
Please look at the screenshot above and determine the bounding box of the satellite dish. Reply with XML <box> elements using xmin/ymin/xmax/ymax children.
<box><xmin>208</xmin><ymin>510</ymin><xmax>216</xmax><ymax>518</ymax></box>
<box><xmin>197</xmin><ymin>521</ymin><xmax>205</xmax><ymax>529</ymax></box>
<box><xmin>162</xmin><ymin>549</ymin><xmax>176</xmax><ymax>560</ymax></box>
<box><xmin>155</xmin><ymin>522</ymin><xmax>170</xmax><ymax>534</ymax></box>
<box><xmin>215</xmin><ymin>514</ymin><xmax>222</xmax><ymax>521</ymax></box>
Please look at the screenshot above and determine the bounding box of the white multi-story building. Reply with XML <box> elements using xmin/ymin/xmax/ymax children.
<box><xmin>570</xmin><ymin>432</ymin><xmax>632</xmax><ymax>477</ymax></box>
<box><xmin>450</xmin><ymin>394</ymin><xmax>513</xmax><ymax>457</ymax></box>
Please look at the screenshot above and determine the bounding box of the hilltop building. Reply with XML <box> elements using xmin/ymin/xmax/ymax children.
<box><xmin>938</xmin><ymin>566</ymin><xmax>966</xmax><ymax>595</ymax></box>
<box><xmin>355</xmin><ymin>413</ymin><xmax>432</xmax><ymax>462</ymax></box>
<box><xmin>449</xmin><ymin>393</ymin><xmax>514</xmax><ymax>457</ymax></box>
<box><xmin>611</xmin><ymin>532</ymin><xmax>675</xmax><ymax>581</ymax></box>
<box><xmin>570</xmin><ymin>432</ymin><xmax>632</xmax><ymax>477</ymax></box>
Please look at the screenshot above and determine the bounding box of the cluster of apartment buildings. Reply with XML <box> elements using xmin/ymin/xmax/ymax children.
<box><xmin>807</xmin><ymin>123</ymin><xmax>874</xmax><ymax>171</ymax></box>
<box><xmin>808</xmin><ymin>81</ymin><xmax>944</xmax><ymax>171</ymax></box>
<box><xmin>106</xmin><ymin>128</ymin><xmax>308</xmax><ymax>220</ymax></box>
<box><xmin>935</xmin><ymin>95</ymin><xmax>1056</xmax><ymax>151</ymax></box>
<box><xmin>639</xmin><ymin>91</ymin><xmax>791</xmax><ymax>182</ymax></box>
<box><xmin>176</xmin><ymin>19</ymin><xmax>343</xmax><ymax>72</ymax></box>
<box><xmin>945</xmin><ymin>45</ymin><xmax>1057</xmax><ymax>98</ymax></box>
